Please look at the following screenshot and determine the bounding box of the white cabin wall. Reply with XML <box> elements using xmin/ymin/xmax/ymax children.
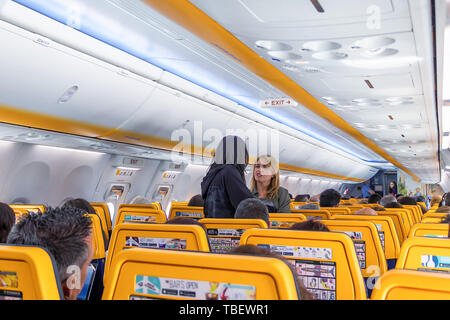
<box><xmin>0</xmin><ymin>141</ymin><xmax>111</xmax><ymax>206</ymax></box>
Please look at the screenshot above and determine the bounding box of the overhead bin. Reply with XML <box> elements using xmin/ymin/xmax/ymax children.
<box><xmin>0</xmin><ymin>20</ymin><xmax>156</xmax><ymax>137</ymax></box>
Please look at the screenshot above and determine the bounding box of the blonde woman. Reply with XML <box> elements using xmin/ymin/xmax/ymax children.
<box><xmin>251</xmin><ymin>155</ymin><xmax>291</xmax><ymax>213</ymax></box>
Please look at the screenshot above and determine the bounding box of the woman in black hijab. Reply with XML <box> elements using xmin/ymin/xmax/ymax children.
<box><xmin>201</xmin><ymin>136</ymin><xmax>254</xmax><ymax>218</ymax></box>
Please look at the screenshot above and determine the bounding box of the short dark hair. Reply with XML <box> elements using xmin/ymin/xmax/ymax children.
<box><xmin>0</xmin><ymin>203</ymin><xmax>15</xmax><ymax>243</ymax></box>
<box><xmin>234</xmin><ymin>198</ymin><xmax>269</xmax><ymax>225</ymax></box>
<box><xmin>62</xmin><ymin>198</ymin><xmax>108</xmax><ymax>248</ymax></box>
<box><xmin>372</xmin><ymin>206</ymin><xmax>386</xmax><ymax>211</ymax></box>
<box><xmin>294</xmin><ymin>194</ymin><xmax>309</xmax><ymax>202</ymax></box>
<box><xmin>166</xmin><ymin>217</ymin><xmax>206</xmax><ymax>232</ymax></box>
<box><xmin>368</xmin><ymin>193</ymin><xmax>382</xmax><ymax>204</ymax></box>
<box><xmin>384</xmin><ymin>202</ymin><xmax>403</xmax><ymax>208</ymax></box>
<box><xmin>187</xmin><ymin>194</ymin><xmax>204</xmax><ymax>207</ymax></box>
<box><xmin>62</xmin><ymin>198</ymin><xmax>96</xmax><ymax>215</ymax></box>
<box><xmin>289</xmin><ymin>220</ymin><xmax>330</xmax><ymax>232</ymax></box>
<box><xmin>7</xmin><ymin>207</ymin><xmax>92</xmax><ymax>283</ymax></box>
<box><xmin>319</xmin><ymin>189</ymin><xmax>341</xmax><ymax>207</ymax></box>
<box><xmin>398</xmin><ymin>196</ymin><xmax>417</xmax><ymax>206</ymax></box>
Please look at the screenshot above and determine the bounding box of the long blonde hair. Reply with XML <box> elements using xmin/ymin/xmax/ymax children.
<box><xmin>251</xmin><ymin>155</ymin><xmax>280</xmax><ymax>200</ymax></box>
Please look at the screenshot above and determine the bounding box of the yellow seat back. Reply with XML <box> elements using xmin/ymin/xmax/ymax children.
<box><xmin>10</xmin><ymin>205</ymin><xmax>45</xmax><ymax>216</ymax></box>
<box><xmin>408</xmin><ymin>223</ymin><xmax>449</xmax><ymax>239</ymax></box>
<box><xmin>289</xmin><ymin>209</ymin><xmax>332</xmax><ymax>220</ymax></box>
<box><xmin>384</xmin><ymin>208</ymin><xmax>412</xmax><ymax>234</ymax></box>
<box><xmin>321</xmin><ymin>207</ymin><xmax>352</xmax><ymax>215</ymax></box>
<box><xmin>91</xmin><ymin>203</ymin><xmax>112</xmax><ymax>234</ymax></box>
<box><xmin>396</xmin><ymin>237</ymin><xmax>450</xmax><ymax>272</ymax></box>
<box><xmin>407</xmin><ymin>205</ymin><xmax>423</xmax><ymax>223</ymax></box>
<box><xmin>320</xmin><ymin>220</ymin><xmax>387</xmax><ymax>278</ymax></box>
<box><xmin>423</xmin><ymin>212</ymin><xmax>448</xmax><ymax>219</ymax></box>
<box><xmin>377</xmin><ymin>211</ymin><xmax>408</xmax><ymax>244</ymax></box>
<box><xmin>0</xmin><ymin>244</ymin><xmax>63</xmax><ymax>300</ymax></box>
<box><xmin>371</xmin><ymin>269</ymin><xmax>450</xmax><ymax>300</ymax></box>
<box><xmin>340</xmin><ymin>206</ymin><xmax>364</xmax><ymax>213</ymax></box>
<box><xmin>102</xmin><ymin>248</ymin><xmax>300</xmax><ymax>300</ymax></box>
<box><xmin>239</xmin><ymin>228</ymin><xmax>367</xmax><ymax>300</ymax></box>
<box><xmin>199</xmin><ymin>218</ymin><xmax>267</xmax><ymax>253</ymax></box>
<box><xmin>114</xmin><ymin>204</ymin><xmax>167</xmax><ymax>228</ymax></box>
<box><xmin>268</xmin><ymin>213</ymin><xmax>306</xmax><ymax>229</ymax></box>
<box><xmin>168</xmin><ymin>205</ymin><xmax>204</xmax><ymax>220</ymax></box>
<box><xmin>116</xmin><ymin>208</ymin><xmax>167</xmax><ymax>225</ymax></box>
<box><xmin>105</xmin><ymin>223</ymin><xmax>210</xmax><ymax>285</ymax></box>
<box><xmin>331</xmin><ymin>215</ymin><xmax>401</xmax><ymax>261</ymax></box>
<box><xmin>290</xmin><ymin>202</ymin><xmax>319</xmax><ymax>210</ymax></box>
<box><xmin>90</xmin><ymin>207</ymin><xmax>109</xmax><ymax>241</ymax></box>
<box><xmin>421</xmin><ymin>217</ymin><xmax>445</xmax><ymax>224</ymax></box>
<box><xmin>88</xmin><ymin>214</ymin><xmax>106</xmax><ymax>260</ymax></box>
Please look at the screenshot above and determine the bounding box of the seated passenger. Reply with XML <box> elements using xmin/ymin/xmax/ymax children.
<box><xmin>368</xmin><ymin>193</ymin><xmax>382</xmax><ymax>204</ymax></box>
<box><xmin>201</xmin><ymin>136</ymin><xmax>254</xmax><ymax>219</ymax></box>
<box><xmin>229</xmin><ymin>244</ymin><xmax>314</xmax><ymax>300</ymax></box>
<box><xmin>430</xmin><ymin>195</ymin><xmax>442</xmax><ymax>207</ymax></box>
<box><xmin>0</xmin><ymin>203</ymin><xmax>15</xmax><ymax>243</ymax></box>
<box><xmin>440</xmin><ymin>193</ymin><xmax>450</xmax><ymax>207</ymax></box>
<box><xmin>166</xmin><ymin>217</ymin><xmax>206</xmax><ymax>232</ymax></box>
<box><xmin>250</xmin><ymin>155</ymin><xmax>291</xmax><ymax>213</ymax></box>
<box><xmin>234</xmin><ymin>198</ymin><xmax>269</xmax><ymax>226</ymax></box>
<box><xmin>398</xmin><ymin>196</ymin><xmax>417</xmax><ymax>206</ymax></box>
<box><xmin>62</xmin><ymin>198</ymin><xmax>109</xmax><ymax>249</ymax></box>
<box><xmin>380</xmin><ymin>195</ymin><xmax>397</xmax><ymax>207</ymax></box>
<box><xmin>294</xmin><ymin>194</ymin><xmax>309</xmax><ymax>203</ymax></box>
<box><xmin>319</xmin><ymin>189</ymin><xmax>341</xmax><ymax>207</ymax></box>
<box><xmin>289</xmin><ymin>219</ymin><xmax>330</xmax><ymax>231</ymax></box>
<box><xmin>384</xmin><ymin>202</ymin><xmax>404</xmax><ymax>209</ymax></box>
<box><xmin>187</xmin><ymin>194</ymin><xmax>204</xmax><ymax>207</ymax></box>
<box><xmin>435</xmin><ymin>206</ymin><xmax>450</xmax><ymax>214</ymax></box>
<box><xmin>7</xmin><ymin>207</ymin><xmax>93</xmax><ymax>300</ymax></box>
<box><xmin>129</xmin><ymin>195</ymin><xmax>152</xmax><ymax>205</ymax></box>
<box><xmin>296</xmin><ymin>203</ymin><xmax>319</xmax><ymax>210</ymax></box>
<box><xmin>354</xmin><ymin>208</ymin><xmax>377</xmax><ymax>216</ymax></box>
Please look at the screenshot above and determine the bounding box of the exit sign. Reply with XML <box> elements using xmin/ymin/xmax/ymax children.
<box><xmin>260</xmin><ymin>98</ymin><xmax>298</xmax><ymax>108</ymax></box>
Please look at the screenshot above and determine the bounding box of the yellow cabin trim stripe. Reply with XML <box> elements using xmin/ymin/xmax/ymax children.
<box><xmin>0</xmin><ymin>103</ymin><xmax>364</xmax><ymax>182</ymax></box>
<box><xmin>141</xmin><ymin>0</ymin><xmax>420</xmax><ymax>182</ymax></box>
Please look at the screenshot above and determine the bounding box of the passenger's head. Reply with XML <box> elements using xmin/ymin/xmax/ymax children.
<box><xmin>166</xmin><ymin>217</ymin><xmax>206</xmax><ymax>232</ymax></box>
<box><xmin>430</xmin><ymin>195</ymin><xmax>442</xmax><ymax>207</ymax></box>
<box><xmin>7</xmin><ymin>207</ymin><xmax>93</xmax><ymax>300</ymax></box>
<box><xmin>0</xmin><ymin>203</ymin><xmax>15</xmax><ymax>243</ymax></box>
<box><xmin>440</xmin><ymin>193</ymin><xmax>450</xmax><ymax>207</ymax></box>
<box><xmin>354</xmin><ymin>208</ymin><xmax>378</xmax><ymax>216</ymax></box>
<box><xmin>289</xmin><ymin>219</ymin><xmax>330</xmax><ymax>232</ymax></box>
<box><xmin>357</xmin><ymin>199</ymin><xmax>368</xmax><ymax>204</ymax></box>
<box><xmin>212</xmin><ymin>135</ymin><xmax>249</xmax><ymax>171</ymax></box>
<box><xmin>380</xmin><ymin>195</ymin><xmax>397</xmax><ymax>207</ymax></box>
<box><xmin>129</xmin><ymin>195</ymin><xmax>152</xmax><ymax>205</ymax></box>
<box><xmin>234</xmin><ymin>198</ymin><xmax>269</xmax><ymax>226</ymax></box>
<box><xmin>384</xmin><ymin>202</ymin><xmax>403</xmax><ymax>208</ymax></box>
<box><xmin>435</xmin><ymin>206</ymin><xmax>450</xmax><ymax>214</ymax></box>
<box><xmin>251</xmin><ymin>155</ymin><xmax>280</xmax><ymax>200</ymax></box>
<box><xmin>297</xmin><ymin>203</ymin><xmax>319</xmax><ymax>210</ymax></box>
<box><xmin>389</xmin><ymin>181</ymin><xmax>397</xmax><ymax>190</ymax></box>
<box><xmin>372</xmin><ymin>206</ymin><xmax>386</xmax><ymax>211</ymax></box>
<box><xmin>368</xmin><ymin>193</ymin><xmax>382</xmax><ymax>204</ymax></box>
<box><xmin>398</xmin><ymin>196</ymin><xmax>417</xmax><ymax>206</ymax></box>
<box><xmin>294</xmin><ymin>194</ymin><xmax>309</xmax><ymax>203</ymax></box>
<box><xmin>62</xmin><ymin>198</ymin><xmax>96</xmax><ymax>215</ymax></box>
<box><xmin>319</xmin><ymin>189</ymin><xmax>341</xmax><ymax>207</ymax></box>
<box><xmin>187</xmin><ymin>194</ymin><xmax>204</xmax><ymax>207</ymax></box>
<box><xmin>229</xmin><ymin>244</ymin><xmax>314</xmax><ymax>300</ymax></box>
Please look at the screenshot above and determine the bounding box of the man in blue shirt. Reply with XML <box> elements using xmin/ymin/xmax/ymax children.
<box><xmin>361</xmin><ymin>180</ymin><xmax>375</xmax><ymax>198</ymax></box>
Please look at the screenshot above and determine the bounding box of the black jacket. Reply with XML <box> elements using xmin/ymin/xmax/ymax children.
<box><xmin>201</xmin><ymin>165</ymin><xmax>254</xmax><ymax>218</ymax></box>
